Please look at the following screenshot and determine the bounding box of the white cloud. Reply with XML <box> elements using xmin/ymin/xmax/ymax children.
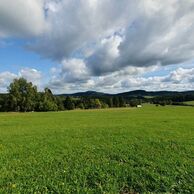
<box><xmin>0</xmin><ymin>72</ymin><xmax>17</xmax><ymax>92</ymax></box>
<box><xmin>50</xmin><ymin>58</ymin><xmax>89</xmax><ymax>85</ymax></box>
<box><xmin>1</xmin><ymin>66</ymin><xmax>194</xmax><ymax>94</ymax></box>
<box><xmin>0</xmin><ymin>0</ymin><xmax>47</xmax><ymax>38</ymax></box>
<box><xmin>118</xmin><ymin>0</ymin><xmax>194</xmax><ymax>68</ymax></box>
<box><xmin>29</xmin><ymin>0</ymin><xmax>137</xmax><ymax>60</ymax></box>
<box><xmin>0</xmin><ymin>68</ymin><xmax>43</xmax><ymax>92</ymax></box>
<box><xmin>19</xmin><ymin>68</ymin><xmax>42</xmax><ymax>86</ymax></box>
<box><xmin>86</xmin><ymin>35</ymin><xmax>123</xmax><ymax>75</ymax></box>
<box><xmin>1</xmin><ymin>0</ymin><xmax>194</xmax><ymax>93</ymax></box>
<box><xmin>48</xmin><ymin>65</ymin><xmax>194</xmax><ymax>93</ymax></box>
<box><xmin>25</xmin><ymin>0</ymin><xmax>194</xmax><ymax>88</ymax></box>
<box><xmin>120</xmin><ymin>67</ymin><xmax>194</xmax><ymax>92</ymax></box>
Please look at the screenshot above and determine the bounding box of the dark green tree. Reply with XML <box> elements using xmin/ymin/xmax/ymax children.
<box><xmin>113</xmin><ymin>96</ymin><xmax>119</xmax><ymax>107</ymax></box>
<box><xmin>8</xmin><ymin>78</ymin><xmax>38</xmax><ymax>112</ymax></box>
<box><xmin>64</xmin><ymin>96</ymin><xmax>75</xmax><ymax>110</ymax></box>
<box><xmin>129</xmin><ymin>99</ymin><xmax>141</xmax><ymax>107</ymax></box>
<box><xmin>56</xmin><ymin>96</ymin><xmax>65</xmax><ymax>111</ymax></box>
<box><xmin>119</xmin><ymin>96</ymin><xmax>126</xmax><ymax>107</ymax></box>
<box><xmin>37</xmin><ymin>88</ymin><xmax>58</xmax><ymax>111</ymax></box>
<box><xmin>0</xmin><ymin>94</ymin><xmax>9</xmax><ymax>111</ymax></box>
<box><xmin>101</xmin><ymin>102</ymin><xmax>109</xmax><ymax>109</ymax></box>
<box><xmin>77</xmin><ymin>102</ymin><xmax>85</xmax><ymax>109</ymax></box>
<box><xmin>93</xmin><ymin>99</ymin><xmax>102</xmax><ymax>109</ymax></box>
<box><xmin>107</xmin><ymin>97</ymin><xmax>113</xmax><ymax>108</ymax></box>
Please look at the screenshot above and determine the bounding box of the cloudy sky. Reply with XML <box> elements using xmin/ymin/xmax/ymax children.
<box><xmin>1</xmin><ymin>0</ymin><xmax>194</xmax><ymax>93</ymax></box>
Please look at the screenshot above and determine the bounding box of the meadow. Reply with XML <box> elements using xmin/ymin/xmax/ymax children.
<box><xmin>0</xmin><ymin>106</ymin><xmax>194</xmax><ymax>193</ymax></box>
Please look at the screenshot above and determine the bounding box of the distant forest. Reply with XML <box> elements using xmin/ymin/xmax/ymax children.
<box><xmin>0</xmin><ymin>78</ymin><xmax>194</xmax><ymax>112</ymax></box>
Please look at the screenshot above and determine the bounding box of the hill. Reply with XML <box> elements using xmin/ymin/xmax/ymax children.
<box><xmin>58</xmin><ymin>90</ymin><xmax>194</xmax><ymax>97</ymax></box>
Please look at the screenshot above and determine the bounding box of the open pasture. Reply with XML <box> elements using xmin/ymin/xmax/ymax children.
<box><xmin>0</xmin><ymin>106</ymin><xmax>194</xmax><ymax>193</ymax></box>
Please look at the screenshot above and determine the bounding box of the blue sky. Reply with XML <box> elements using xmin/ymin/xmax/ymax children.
<box><xmin>0</xmin><ymin>39</ymin><xmax>56</xmax><ymax>72</ymax></box>
<box><xmin>1</xmin><ymin>0</ymin><xmax>194</xmax><ymax>94</ymax></box>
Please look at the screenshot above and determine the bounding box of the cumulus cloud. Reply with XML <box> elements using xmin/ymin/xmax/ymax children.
<box><xmin>28</xmin><ymin>1</ymin><xmax>194</xmax><ymax>67</ymax></box>
<box><xmin>120</xmin><ymin>67</ymin><xmax>194</xmax><ymax>92</ymax></box>
<box><xmin>86</xmin><ymin>35</ymin><xmax>123</xmax><ymax>75</ymax></box>
<box><xmin>1</xmin><ymin>66</ymin><xmax>193</xmax><ymax>94</ymax></box>
<box><xmin>19</xmin><ymin>68</ymin><xmax>42</xmax><ymax>86</ymax></box>
<box><xmin>0</xmin><ymin>0</ymin><xmax>47</xmax><ymax>38</ymax></box>
<box><xmin>0</xmin><ymin>72</ymin><xmax>17</xmax><ymax>92</ymax></box>
<box><xmin>1</xmin><ymin>0</ymin><xmax>194</xmax><ymax>92</ymax></box>
<box><xmin>50</xmin><ymin>58</ymin><xmax>90</xmax><ymax>87</ymax></box>
<box><xmin>26</xmin><ymin>0</ymin><xmax>194</xmax><ymax>91</ymax></box>
<box><xmin>29</xmin><ymin>0</ymin><xmax>134</xmax><ymax>59</ymax></box>
<box><xmin>118</xmin><ymin>0</ymin><xmax>194</xmax><ymax>68</ymax></box>
<box><xmin>48</xmin><ymin>66</ymin><xmax>194</xmax><ymax>93</ymax></box>
<box><xmin>0</xmin><ymin>68</ymin><xmax>42</xmax><ymax>92</ymax></box>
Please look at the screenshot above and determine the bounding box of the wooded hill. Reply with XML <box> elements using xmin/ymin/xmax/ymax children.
<box><xmin>59</xmin><ymin>90</ymin><xmax>194</xmax><ymax>98</ymax></box>
<box><xmin>0</xmin><ymin>78</ymin><xmax>194</xmax><ymax>112</ymax></box>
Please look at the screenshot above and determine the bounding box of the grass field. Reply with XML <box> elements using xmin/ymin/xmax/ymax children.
<box><xmin>0</xmin><ymin>106</ymin><xmax>194</xmax><ymax>193</ymax></box>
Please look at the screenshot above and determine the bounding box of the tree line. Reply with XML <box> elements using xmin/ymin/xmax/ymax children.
<box><xmin>1</xmin><ymin>77</ymin><xmax>192</xmax><ymax>112</ymax></box>
<box><xmin>0</xmin><ymin>78</ymin><xmax>142</xmax><ymax>112</ymax></box>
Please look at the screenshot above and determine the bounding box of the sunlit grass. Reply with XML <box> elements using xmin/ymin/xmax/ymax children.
<box><xmin>0</xmin><ymin>106</ymin><xmax>194</xmax><ymax>193</ymax></box>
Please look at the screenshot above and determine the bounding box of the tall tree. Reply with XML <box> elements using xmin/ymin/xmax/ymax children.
<box><xmin>37</xmin><ymin>88</ymin><xmax>58</xmax><ymax>111</ymax></box>
<box><xmin>8</xmin><ymin>78</ymin><xmax>38</xmax><ymax>112</ymax></box>
<box><xmin>107</xmin><ymin>97</ymin><xmax>113</xmax><ymax>108</ymax></box>
<box><xmin>113</xmin><ymin>96</ymin><xmax>119</xmax><ymax>107</ymax></box>
<box><xmin>64</xmin><ymin>96</ymin><xmax>75</xmax><ymax>110</ymax></box>
<box><xmin>119</xmin><ymin>96</ymin><xmax>126</xmax><ymax>107</ymax></box>
<box><xmin>93</xmin><ymin>99</ymin><xmax>102</xmax><ymax>109</ymax></box>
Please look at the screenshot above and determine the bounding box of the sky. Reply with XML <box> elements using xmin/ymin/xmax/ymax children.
<box><xmin>1</xmin><ymin>0</ymin><xmax>194</xmax><ymax>94</ymax></box>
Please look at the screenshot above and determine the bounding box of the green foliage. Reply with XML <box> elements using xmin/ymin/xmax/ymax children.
<box><xmin>0</xmin><ymin>94</ymin><xmax>9</xmax><ymax>111</ymax></box>
<box><xmin>94</xmin><ymin>99</ymin><xmax>102</xmax><ymax>109</ymax></box>
<box><xmin>129</xmin><ymin>99</ymin><xmax>141</xmax><ymax>107</ymax></box>
<box><xmin>2</xmin><ymin>77</ymin><xmax>194</xmax><ymax>113</ymax></box>
<box><xmin>1</xmin><ymin>79</ymin><xmax>61</xmax><ymax>112</ymax></box>
<box><xmin>101</xmin><ymin>102</ymin><xmax>109</xmax><ymax>109</ymax></box>
<box><xmin>77</xmin><ymin>102</ymin><xmax>85</xmax><ymax>109</ymax></box>
<box><xmin>90</xmin><ymin>99</ymin><xmax>102</xmax><ymax>109</ymax></box>
<box><xmin>7</xmin><ymin>78</ymin><xmax>38</xmax><ymax>112</ymax></box>
<box><xmin>107</xmin><ymin>97</ymin><xmax>113</xmax><ymax>107</ymax></box>
<box><xmin>119</xmin><ymin>96</ymin><xmax>126</xmax><ymax>107</ymax></box>
<box><xmin>113</xmin><ymin>96</ymin><xmax>120</xmax><ymax>107</ymax></box>
<box><xmin>64</xmin><ymin>96</ymin><xmax>75</xmax><ymax>110</ymax></box>
<box><xmin>41</xmin><ymin>88</ymin><xmax>58</xmax><ymax>111</ymax></box>
<box><xmin>0</xmin><ymin>106</ymin><xmax>194</xmax><ymax>193</ymax></box>
<box><xmin>56</xmin><ymin>96</ymin><xmax>65</xmax><ymax>111</ymax></box>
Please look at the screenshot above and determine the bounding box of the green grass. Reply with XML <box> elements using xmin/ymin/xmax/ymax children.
<box><xmin>0</xmin><ymin>106</ymin><xmax>194</xmax><ymax>193</ymax></box>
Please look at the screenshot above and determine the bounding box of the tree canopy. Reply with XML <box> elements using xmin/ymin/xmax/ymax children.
<box><xmin>8</xmin><ymin>78</ymin><xmax>38</xmax><ymax>112</ymax></box>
